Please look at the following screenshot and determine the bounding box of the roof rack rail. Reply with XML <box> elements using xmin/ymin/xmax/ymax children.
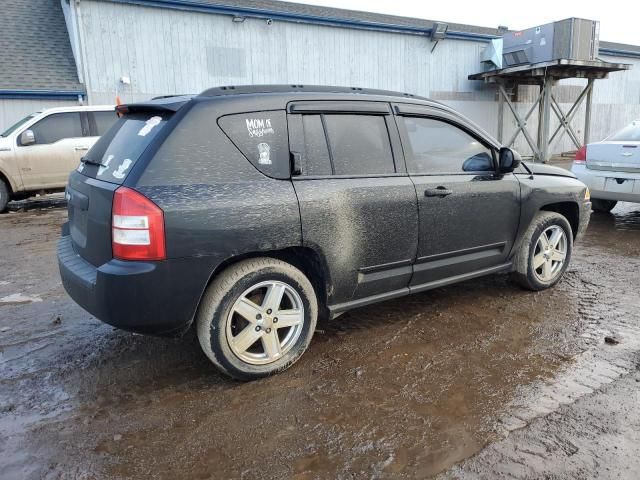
<box><xmin>198</xmin><ymin>84</ymin><xmax>431</xmax><ymax>101</ymax></box>
<box><xmin>150</xmin><ymin>94</ymin><xmax>192</xmax><ymax>100</ymax></box>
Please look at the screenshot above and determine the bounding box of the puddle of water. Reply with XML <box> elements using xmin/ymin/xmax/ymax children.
<box><xmin>0</xmin><ymin>293</ymin><xmax>43</xmax><ymax>305</ymax></box>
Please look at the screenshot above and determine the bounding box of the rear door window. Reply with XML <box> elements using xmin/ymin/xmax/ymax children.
<box><xmin>78</xmin><ymin>112</ymin><xmax>169</xmax><ymax>184</ymax></box>
<box><xmin>218</xmin><ymin>111</ymin><xmax>289</xmax><ymax>179</ymax></box>
<box><xmin>88</xmin><ymin>110</ymin><xmax>119</xmax><ymax>136</ymax></box>
<box><xmin>26</xmin><ymin>112</ymin><xmax>83</xmax><ymax>145</ymax></box>
<box><xmin>323</xmin><ymin>114</ymin><xmax>395</xmax><ymax>175</ymax></box>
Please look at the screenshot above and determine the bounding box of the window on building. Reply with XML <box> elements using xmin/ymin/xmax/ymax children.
<box><xmin>323</xmin><ymin>114</ymin><xmax>395</xmax><ymax>175</ymax></box>
<box><xmin>401</xmin><ymin>117</ymin><xmax>494</xmax><ymax>174</ymax></box>
<box><xmin>27</xmin><ymin>112</ymin><xmax>83</xmax><ymax>145</ymax></box>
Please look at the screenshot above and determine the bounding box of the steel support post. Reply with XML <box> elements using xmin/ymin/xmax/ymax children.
<box><xmin>584</xmin><ymin>78</ymin><xmax>594</xmax><ymax>145</ymax></box>
<box><xmin>537</xmin><ymin>83</ymin><xmax>544</xmax><ymax>152</ymax></box>
<box><xmin>497</xmin><ymin>83</ymin><xmax>504</xmax><ymax>143</ymax></box>
<box><xmin>540</xmin><ymin>78</ymin><xmax>554</xmax><ymax>163</ymax></box>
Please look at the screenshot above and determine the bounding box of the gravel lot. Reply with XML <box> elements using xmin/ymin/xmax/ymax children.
<box><xmin>1</xmin><ymin>189</ymin><xmax>639</xmax><ymax>479</ymax></box>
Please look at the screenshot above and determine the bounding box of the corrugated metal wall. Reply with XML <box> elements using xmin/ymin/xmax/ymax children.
<box><xmin>76</xmin><ymin>0</ymin><xmax>640</xmax><ymax>156</ymax></box>
<box><xmin>0</xmin><ymin>98</ymin><xmax>80</xmax><ymax>132</ymax></box>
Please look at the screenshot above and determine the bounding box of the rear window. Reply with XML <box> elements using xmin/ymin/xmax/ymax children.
<box><xmin>607</xmin><ymin>121</ymin><xmax>640</xmax><ymax>142</ymax></box>
<box><xmin>78</xmin><ymin>112</ymin><xmax>169</xmax><ymax>184</ymax></box>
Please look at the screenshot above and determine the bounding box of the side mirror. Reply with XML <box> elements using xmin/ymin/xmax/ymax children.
<box><xmin>20</xmin><ymin>129</ymin><xmax>35</xmax><ymax>146</ymax></box>
<box><xmin>499</xmin><ymin>147</ymin><xmax>521</xmax><ymax>173</ymax></box>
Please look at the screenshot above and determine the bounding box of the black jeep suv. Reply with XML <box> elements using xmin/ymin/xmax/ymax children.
<box><xmin>58</xmin><ymin>85</ymin><xmax>591</xmax><ymax>380</ymax></box>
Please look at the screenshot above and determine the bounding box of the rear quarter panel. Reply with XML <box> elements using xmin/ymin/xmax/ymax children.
<box><xmin>135</xmin><ymin>99</ymin><xmax>302</xmax><ymax>264</ymax></box>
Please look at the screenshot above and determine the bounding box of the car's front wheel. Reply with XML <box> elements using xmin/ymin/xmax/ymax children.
<box><xmin>196</xmin><ymin>258</ymin><xmax>318</xmax><ymax>380</ymax></box>
<box><xmin>512</xmin><ymin>211</ymin><xmax>573</xmax><ymax>291</ymax></box>
<box><xmin>591</xmin><ymin>199</ymin><xmax>617</xmax><ymax>213</ymax></box>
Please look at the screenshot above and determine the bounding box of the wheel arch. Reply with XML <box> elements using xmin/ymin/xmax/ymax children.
<box><xmin>200</xmin><ymin>246</ymin><xmax>332</xmax><ymax>318</ymax></box>
<box><xmin>0</xmin><ymin>168</ymin><xmax>14</xmax><ymax>194</ymax></box>
<box><xmin>540</xmin><ymin>201</ymin><xmax>580</xmax><ymax>239</ymax></box>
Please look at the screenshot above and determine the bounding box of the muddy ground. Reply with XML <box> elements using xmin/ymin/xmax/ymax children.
<box><xmin>1</xmin><ymin>191</ymin><xmax>639</xmax><ymax>479</ymax></box>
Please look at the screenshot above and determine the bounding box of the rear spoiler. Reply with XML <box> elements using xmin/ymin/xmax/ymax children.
<box><xmin>116</xmin><ymin>95</ymin><xmax>193</xmax><ymax>115</ymax></box>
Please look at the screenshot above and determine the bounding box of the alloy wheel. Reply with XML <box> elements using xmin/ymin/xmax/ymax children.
<box><xmin>226</xmin><ymin>281</ymin><xmax>304</xmax><ymax>365</ymax></box>
<box><xmin>532</xmin><ymin>225</ymin><xmax>568</xmax><ymax>282</ymax></box>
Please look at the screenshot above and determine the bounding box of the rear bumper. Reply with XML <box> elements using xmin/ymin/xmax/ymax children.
<box><xmin>572</xmin><ymin>164</ymin><xmax>640</xmax><ymax>202</ymax></box>
<box><xmin>58</xmin><ymin>234</ymin><xmax>215</xmax><ymax>336</ymax></box>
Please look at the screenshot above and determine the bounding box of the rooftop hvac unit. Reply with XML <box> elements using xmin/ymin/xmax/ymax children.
<box><xmin>502</xmin><ymin>18</ymin><xmax>600</xmax><ymax>68</ymax></box>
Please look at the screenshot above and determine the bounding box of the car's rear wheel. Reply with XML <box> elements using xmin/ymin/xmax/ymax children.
<box><xmin>196</xmin><ymin>258</ymin><xmax>317</xmax><ymax>380</ymax></box>
<box><xmin>0</xmin><ymin>179</ymin><xmax>9</xmax><ymax>213</ymax></box>
<box><xmin>512</xmin><ymin>211</ymin><xmax>573</xmax><ymax>291</ymax></box>
<box><xmin>591</xmin><ymin>199</ymin><xmax>617</xmax><ymax>213</ymax></box>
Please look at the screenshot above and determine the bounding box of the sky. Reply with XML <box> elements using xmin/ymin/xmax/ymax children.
<box><xmin>294</xmin><ymin>0</ymin><xmax>639</xmax><ymax>46</ymax></box>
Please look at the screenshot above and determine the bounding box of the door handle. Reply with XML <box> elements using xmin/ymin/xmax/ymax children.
<box><xmin>424</xmin><ymin>187</ymin><xmax>453</xmax><ymax>197</ymax></box>
<box><xmin>74</xmin><ymin>146</ymin><xmax>89</xmax><ymax>151</ymax></box>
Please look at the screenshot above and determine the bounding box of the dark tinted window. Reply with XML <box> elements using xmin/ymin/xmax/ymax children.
<box><xmin>324</xmin><ymin>115</ymin><xmax>395</xmax><ymax>175</ymax></box>
<box><xmin>302</xmin><ymin>115</ymin><xmax>332</xmax><ymax>176</ymax></box>
<box><xmin>402</xmin><ymin>117</ymin><xmax>494</xmax><ymax>174</ymax></box>
<box><xmin>218</xmin><ymin>111</ymin><xmax>289</xmax><ymax>179</ymax></box>
<box><xmin>28</xmin><ymin>112</ymin><xmax>83</xmax><ymax>145</ymax></box>
<box><xmin>90</xmin><ymin>110</ymin><xmax>119</xmax><ymax>136</ymax></box>
<box><xmin>78</xmin><ymin>112</ymin><xmax>169</xmax><ymax>185</ymax></box>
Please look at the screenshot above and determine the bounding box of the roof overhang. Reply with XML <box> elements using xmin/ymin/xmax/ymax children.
<box><xmin>0</xmin><ymin>89</ymin><xmax>86</xmax><ymax>100</ymax></box>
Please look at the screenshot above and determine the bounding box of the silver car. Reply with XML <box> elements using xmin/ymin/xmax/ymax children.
<box><xmin>572</xmin><ymin>120</ymin><xmax>640</xmax><ymax>212</ymax></box>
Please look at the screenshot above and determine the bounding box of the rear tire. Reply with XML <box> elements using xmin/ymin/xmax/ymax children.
<box><xmin>0</xmin><ymin>179</ymin><xmax>9</xmax><ymax>213</ymax></box>
<box><xmin>591</xmin><ymin>199</ymin><xmax>617</xmax><ymax>213</ymax></box>
<box><xmin>511</xmin><ymin>211</ymin><xmax>573</xmax><ymax>291</ymax></box>
<box><xmin>196</xmin><ymin>258</ymin><xmax>317</xmax><ymax>381</ymax></box>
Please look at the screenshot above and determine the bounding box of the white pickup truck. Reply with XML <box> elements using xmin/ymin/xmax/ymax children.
<box><xmin>0</xmin><ymin>105</ymin><xmax>116</xmax><ymax>212</ymax></box>
<box><xmin>572</xmin><ymin>120</ymin><xmax>640</xmax><ymax>212</ymax></box>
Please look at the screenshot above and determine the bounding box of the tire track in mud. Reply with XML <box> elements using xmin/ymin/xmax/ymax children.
<box><xmin>442</xmin><ymin>235</ymin><xmax>640</xmax><ymax>478</ymax></box>
<box><xmin>495</xmin><ymin>265</ymin><xmax>640</xmax><ymax>434</ymax></box>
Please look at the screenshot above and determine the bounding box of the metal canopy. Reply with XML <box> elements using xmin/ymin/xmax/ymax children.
<box><xmin>469</xmin><ymin>59</ymin><xmax>632</xmax><ymax>162</ymax></box>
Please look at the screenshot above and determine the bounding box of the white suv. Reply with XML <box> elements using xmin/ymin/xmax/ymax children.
<box><xmin>0</xmin><ymin>105</ymin><xmax>116</xmax><ymax>212</ymax></box>
<box><xmin>572</xmin><ymin>120</ymin><xmax>640</xmax><ymax>212</ymax></box>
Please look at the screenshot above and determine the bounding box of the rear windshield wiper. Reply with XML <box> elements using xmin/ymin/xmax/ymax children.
<box><xmin>80</xmin><ymin>156</ymin><xmax>104</xmax><ymax>167</ymax></box>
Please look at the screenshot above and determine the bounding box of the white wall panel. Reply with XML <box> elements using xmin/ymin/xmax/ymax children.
<box><xmin>77</xmin><ymin>1</ymin><xmax>640</xmax><ymax>156</ymax></box>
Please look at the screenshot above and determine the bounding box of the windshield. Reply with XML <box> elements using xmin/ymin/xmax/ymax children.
<box><xmin>607</xmin><ymin>121</ymin><xmax>640</xmax><ymax>142</ymax></box>
<box><xmin>1</xmin><ymin>113</ymin><xmax>38</xmax><ymax>137</ymax></box>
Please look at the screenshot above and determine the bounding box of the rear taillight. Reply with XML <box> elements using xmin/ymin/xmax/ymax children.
<box><xmin>112</xmin><ymin>187</ymin><xmax>166</xmax><ymax>261</ymax></box>
<box><xmin>574</xmin><ymin>145</ymin><xmax>587</xmax><ymax>164</ymax></box>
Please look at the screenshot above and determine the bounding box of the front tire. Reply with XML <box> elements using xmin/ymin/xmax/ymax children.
<box><xmin>591</xmin><ymin>199</ymin><xmax>617</xmax><ymax>213</ymax></box>
<box><xmin>196</xmin><ymin>258</ymin><xmax>318</xmax><ymax>380</ymax></box>
<box><xmin>511</xmin><ymin>211</ymin><xmax>573</xmax><ymax>291</ymax></box>
<box><xmin>0</xmin><ymin>179</ymin><xmax>9</xmax><ymax>213</ymax></box>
